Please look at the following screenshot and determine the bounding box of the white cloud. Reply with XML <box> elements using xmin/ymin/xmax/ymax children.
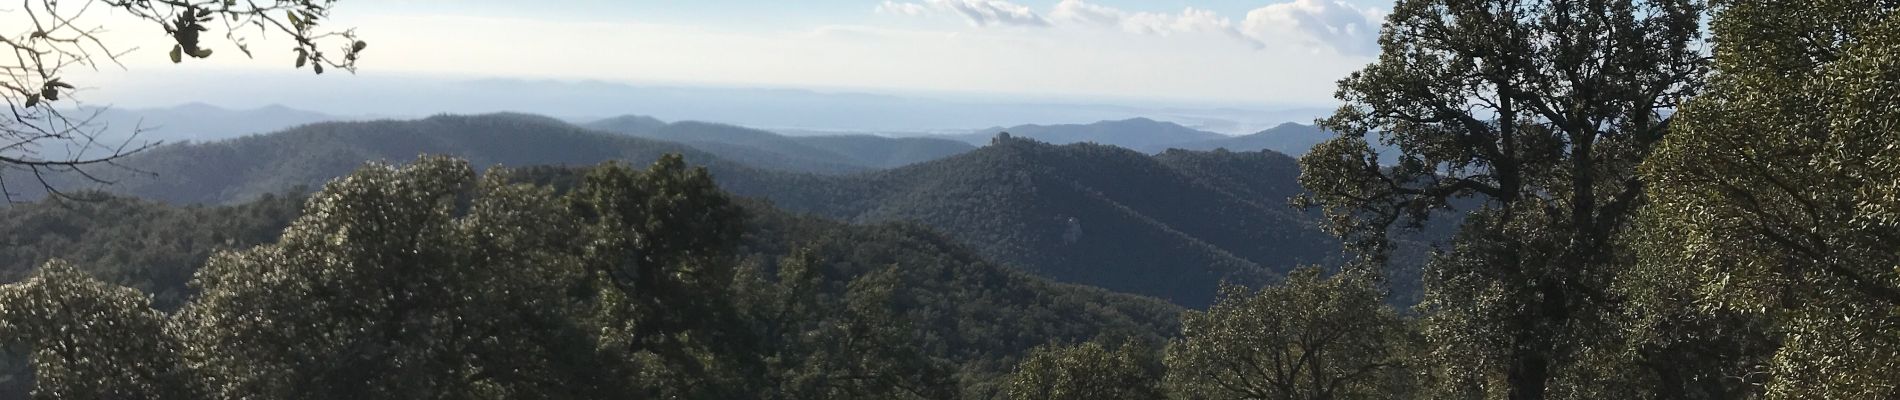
<box><xmin>883</xmin><ymin>0</ymin><xmax>1383</xmax><ymax>55</ymax></box>
<box><xmin>1050</xmin><ymin>0</ymin><xmax>1259</xmax><ymax>47</ymax></box>
<box><xmin>874</xmin><ymin>1</ymin><xmax>929</xmax><ymax>16</ymax></box>
<box><xmin>880</xmin><ymin>0</ymin><xmax>1050</xmax><ymax>27</ymax></box>
<box><xmin>1242</xmin><ymin>0</ymin><xmax>1385</xmax><ymax>56</ymax></box>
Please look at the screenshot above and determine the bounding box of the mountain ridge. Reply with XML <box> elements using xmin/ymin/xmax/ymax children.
<box><xmin>22</xmin><ymin>113</ymin><xmax>1349</xmax><ymax>306</ymax></box>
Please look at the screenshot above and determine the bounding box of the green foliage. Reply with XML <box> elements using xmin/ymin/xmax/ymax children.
<box><xmin>0</xmin><ymin>260</ymin><xmax>197</xmax><ymax>400</ymax></box>
<box><xmin>174</xmin><ymin>156</ymin><xmax>622</xmax><ymax>399</ymax></box>
<box><xmin>1164</xmin><ymin>267</ymin><xmax>1415</xmax><ymax>400</ymax></box>
<box><xmin>45</xmin><ymin>112</ymin><xmax>1350</xmax><ymax>308</ymax></box>
<box><xmin>0</xmin><ymin>192</ymin><xmax>301</xmax><ymax>309</ymax></box>
<box><xmin>1005</xmin><ymin>341</ymin><xmax>1163</xmax><ymax>400</ymax></box>
<box><xmin>568</xmin><ymin>154</ymin><xmax>757</xmax><ymax>398</ymax></box>
<box><xmin>1638</xmin><ymin>0</ymin><xmax>1900</xmax><ymax>397</ymax></box>
<box><xmin>1298</xmin><ymin>0</ymin><xmax>1710</xmax><ymax>396</ymax></box>
<box><xmin>740</xmin><ymin>253</ymin><xmax>958</xmax><ymax>399</ymax></box>
<box><xmin>815</xmin><ymin>137</ymin><xmax>1338</xmax><ymax>306</ymax></box>
<box><xmin>0</xmin><ymin>154</ymin><xmax>1185</xmax><ymax>399</ymax></box>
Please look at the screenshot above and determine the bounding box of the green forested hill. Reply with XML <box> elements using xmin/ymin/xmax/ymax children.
<box><xmin>57</xmin><ymin>113</ymin><xmax>738</xmax><ymax>204</ymax></box>
<box><xmin>25</xmin><ymin>114</ymin><xmax>1353</xmax><ymax>307</ymax></box>
<box><xmin>729</xmin><ymin>136</ymin><xmax>1344</xmax><ymax>306</ymax></box>
<box><xmin>793</xmin><ymin>134</ymin><xmax>976</xmax><ymax>169</ymax></box>
<box><xmin>0</xmin><ymin>193</ymin><xmax>304</xmax><ymax>310</ymax></box>
<box><xmin>637</xmin><ymin>121</ymin><xmax>871</xmax><ymax>174</ymax></box>
<box><xmin>585</xmin><ymin>116</ymin><xmax>977</xmax><ymax>171</ymax></box>
<box><xmin>0</xmin><ymin>189</ymin><xmax>1180</xmax><ymax>399</ymax></box>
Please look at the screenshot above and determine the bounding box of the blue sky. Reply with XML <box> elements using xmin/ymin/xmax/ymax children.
<box><xmin>85</xmin><ymin>0</ymin><xmax>1394</xmax><ymax>107</ymax></box>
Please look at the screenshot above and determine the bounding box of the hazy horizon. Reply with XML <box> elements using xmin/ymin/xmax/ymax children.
<box><xmin>53</xmin><ymin>0</ymin><xmax>1383</xmax><ymax>134</ymax></box>
<box><xmin>78</xmin><ymin>71</ymin><xmax>1339</xmax><ymax>136</ymax></box>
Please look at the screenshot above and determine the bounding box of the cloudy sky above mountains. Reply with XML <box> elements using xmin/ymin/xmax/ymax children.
<box><xmin>81</xmin><ymin>0</ymin><xmax>1389</xmax><ymax>108</ymax></box>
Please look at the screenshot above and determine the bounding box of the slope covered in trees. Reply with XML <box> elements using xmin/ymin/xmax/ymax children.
<box><xmin>792</xmin><ymin>134</ymin><xmax>977</xmax><ymax>169</ymax></box>
<box><xmin>730</xmin><ymin>136</ymin><xmax>1344</xmax><ymax>306</ymax></box>
<box><xmin>585</xmin><ymin>116</ymin><xmax>976</xmax><ymax>171</ymax></box>
<box><xmin>27</xmin><ymin>113</ymin><xmax>753</xmax><ymax>204</ymax></box>
<box><xmin>0</xmin><ymin>158</ymin><xmax>1180</xmax><ymax>399</ymax></box>
<box><xmin>22</xmin><ymin>115</ymin><xmax>1352</xmax><ymax>307</ymax></box>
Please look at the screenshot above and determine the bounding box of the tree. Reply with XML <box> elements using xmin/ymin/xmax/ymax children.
<box><xmin>745</xmin><ymin>255</ymin><xmax>957</xmax><ymax>400</ymax></box>
<box><xmin>1163</xmin><ymin>267</ymin><xmax>1414</xmax><ymax>400</ymax></box>
<box><xmin>173</xmin><ymin>157</ymin><xmax>620</xmax><ymax>399</ymax></box>
<box><xmin>0</xmin><ymin>260</ymin><xmax>198</xmax><ymax>399</ymax></box>
<box><xmin>567</xmin><ymin>154</ymin><xmax>756</xmax><ymax>397</ymax></box>
<box><xmin>1639</xmin><ymin>0</ymin><xmax>1900</xmax><ymax>397</ymax></box>
<box><xmin>2</xmin><ymin>0</ymin><xmax>365</xmax><ymax>200</ymax></box>
<box><xmin>1295</xmin><ymin>0</ymin><xmax>1707</xmax><ymax>397</ymax></box>
<box><xmin>1006</xmin><ymin>341</ymin><xmax>1163</xmax><ymax>400</ymax></box>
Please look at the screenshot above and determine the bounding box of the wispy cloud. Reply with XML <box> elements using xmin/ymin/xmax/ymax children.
<box><xmin>880</xmin><ymin>0</ymin><xmax>1384</xmax><ymax>56</ymax></box>
<box><xmin>1242</xmin><ymin>0</ymin><xmax>1385</xmax><ymax>56</ymax></box>
<box><xmin>878</xmin><ymin>0</ymin><xmax>1049</xmax><ymax>27</ymax></box>
<box><xmin>1050</xmin><ymin>0</ymin><xmax>1258</xmax><ymax>47</ymax></box>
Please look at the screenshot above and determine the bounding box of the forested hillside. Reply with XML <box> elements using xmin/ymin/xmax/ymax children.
<box><xmin>0</xmin><ymin>160</ymin><xmax>1181</xmax><ymax>399</ymax></box>
<box><xmin>731</xmin><ymin>135</ymin><xmax>1342</xmax><ymax>306</ymax></box>
<box><xmin>4</xmin><ymin>0</ymin><xmax>1895</xmax><ymax>398</ymax></box>
<box><xmin>24</xmin><ymin>115</ymin><xmax>1352</xmax><ymax>307</ymax></box>
<box><xmin>23</xmin><ymin>113</ymin><xmax>744</xmax><ymax>203</ymax></box>
<box><xmin>585</xmin><ymin>116</ymin><xmax>976</xmax><ymax>171</ymax></box>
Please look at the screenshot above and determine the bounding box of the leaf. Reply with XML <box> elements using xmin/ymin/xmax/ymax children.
<box><xmin>190</xmin><ymin>48</ymin><xmax>214</xmax><ymax>58</ymax></box>
<box><xmin>47</xmin><ymin>79</ymin><xmax>73</xmax><ymax>89</ymax></box>
<box><xmin>169</xmin><ymin>45</ymin><xmax>183</xmax><ymax>63</ymax></box>
<box><xmin>314</xmin><ymin>63</ymin><xmax>324</xmax><ymax>75</ymax></box>
<box><xmin>24</xmin><ymin>94</ymin><xmax>39</xmax><ymax>108</ymax></box>
<box><xmin>352</xmin><ymin>41</ymin><xmax>368</xmax><ymax>53</ymax></box>
<box><xmin>296</xmin><ymin>52</ymin><xmax>307</xmax><ymax>68</ymax></box>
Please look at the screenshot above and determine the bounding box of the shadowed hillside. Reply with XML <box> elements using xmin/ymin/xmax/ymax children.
<box><xmin>23</xmin><ymin>114</ymin><xmax>1359</xmax><ymax>307</ymax></box>
<box><xmin>585</xmin><ymin>116</ymin><xmax>977</xmax><ymax>171</ymax></box>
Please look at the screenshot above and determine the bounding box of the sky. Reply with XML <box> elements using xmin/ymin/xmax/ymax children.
<box><xmin>70</xmin><ymin>0</ymin><xmax>1391</xmax><ymax>109</ymax></box>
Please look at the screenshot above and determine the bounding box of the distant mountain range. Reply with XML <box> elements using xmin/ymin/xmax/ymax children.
<box><xmin>42</xmin><ymin>102</ymin><xmax>1362</xmax><ymax>176</ymax></box>
<box><xmin>948</xmin><ymin>118</ymin><xmax>1229</xmax><ymax>150</ymax></box>
<box><xmin>32</xmin><ymin>103</ymin><xmax>341</xmax><ymax>161</ymax></box>
<box><xmin>23</xmin><ymin>113</ymin><xmax>1376</xmax><ymax>306</ymax></box>
<box><xmin>98</xmin><ymin>72</ymin><xmax>1332</xmax><ymax>134</ymax></box>
<box><xmin>1156</xmin><ymin>122</ymin><xmax>1337</xmax><ymax>155</ymax></box>
<box><xmin>582</xmin><ymin>117</ymin><xmax>975</xmax><ymax>174</ymax></box>
<box><xmin>85</xmin><ymin>103</ymin><xmax>342</xmax><ymax>144</ymax></box>
<box><xmin>941</xmin><ymin>118</ymin><xmax>1344</xmax><ymax>156</ymax></box>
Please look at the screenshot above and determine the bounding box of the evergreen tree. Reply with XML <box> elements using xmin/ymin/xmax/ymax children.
<box><xmin>568</xmin><ymin>154</ymin><xmax>756</xmax><ymax>397</ymax></box>
<box><xmin>0</xmin><ymin>260</ymin><xmax>198</xmax><ymax>400</ymax></box>
<box><xmin>1296</xmin><ymin>0</ymin><xmax>1708</xmax><ymax>397</ymax></box>
<box><xmin>1006</xmin><ymin>341</ymin><xmax>1163</xmax><ymax>400</ymax></box>
<box><xmin>1163</xmin><ymin>267</ymin><xmax>1413</xmax><ymax>400</ymax></box>
<box><xmin>173</xmin><ymin>157</ymin><xmax>623</xmax><ymax>399</ymax></box>
<box><xmin>1639</xmin><ymin>0</ymin><xmax>1900</xmax><ymax>397</ymax></box>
